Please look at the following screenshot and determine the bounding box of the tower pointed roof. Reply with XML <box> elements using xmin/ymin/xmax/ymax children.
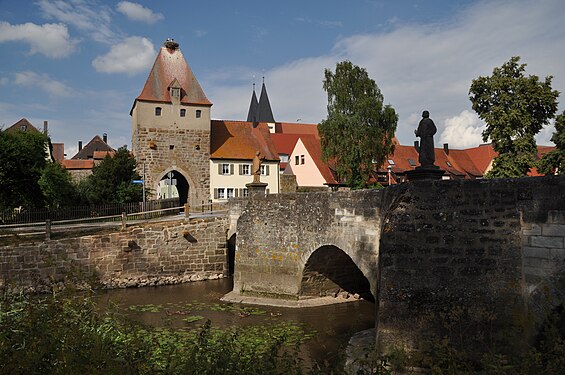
<box><xmin>257</xmin><ymin>80</ymin><xmax>275</xmax><ymax>123</ymax></box>
<box><xmin>246</xmin><ymin>84</ymin><xmax>259</xmax><ymax>122</ymax></box>
<box><xmin>132</xmin><ymin>39</ymin><xmax>211</xmax><ymax>112</ymax></box>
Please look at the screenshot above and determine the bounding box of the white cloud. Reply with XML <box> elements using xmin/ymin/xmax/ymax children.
<box><xmin>14</xmin><ymin>71</ymin><xmax>72</xmax><ymax>97</ymax></box>
<box><xmin>117</xmin><ymin>1</ymin><xmax>164</xmax><ymax>24</ymax></box>
<box><xmin>440</xmin><ymin>110</ymin><xmax>485</xmax><ymax>149</ymax></box>
<box><xmin>37</xmin><ymin>0</ymin><xmax>115</xmax><ymax>43</ymax></box>
<box><xmin>0</xmin><ymin>21</ymin><xmax>77</xmax><ymax>58</ymax></box>
<box><xmin>92</xmin><ymin>36</ymin><xmax>155</xmax><ymax>75</ymax></box>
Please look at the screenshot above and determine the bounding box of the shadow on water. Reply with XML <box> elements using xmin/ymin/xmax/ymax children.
<box><xmin>96</xmin><ymin>277</ymin><xmax>375</xmax><ymax>366</ymax></box>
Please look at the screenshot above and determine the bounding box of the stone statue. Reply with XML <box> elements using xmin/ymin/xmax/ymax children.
<box><xmin>252</xmin><ymin>151</ymin><xmax>262</xmax><ymax>183</ymax></box>
<box><xmin>415</xmin><ymin>110</ymin><xmax>437</xmax><ymax>168</ymax></box>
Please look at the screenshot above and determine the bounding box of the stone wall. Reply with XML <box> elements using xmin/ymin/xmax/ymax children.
<box><xmin>133</xmin><ymin>125</ymin><xmax>210</xmax><ymax>206</ymax></box>
<box><xmin>0</xmin><ymin>216</ymin><xmax>229</xmax><ymax>292</ymax></box>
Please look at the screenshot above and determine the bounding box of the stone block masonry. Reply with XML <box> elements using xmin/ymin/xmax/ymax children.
<box><xmin>133</xmin><ymin>125</ymin><xmax>211</xmax><ymax>206</ymax></box>
<box><xmin>0</xmin><ymin>216</ymin><xmax>229</xmax><ymax>292</ymax></box>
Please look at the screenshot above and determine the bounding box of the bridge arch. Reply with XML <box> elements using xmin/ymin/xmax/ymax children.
<box><xmin>299</xmin><ymin>244</ymin><xmax>376</xmax><ymax>302</ymax></box>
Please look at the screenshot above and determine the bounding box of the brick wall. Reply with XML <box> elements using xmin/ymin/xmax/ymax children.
<box><xmin>0</xmin><ymin>216</ymin><xmax>229</xmax><ymax>292</ymax></box>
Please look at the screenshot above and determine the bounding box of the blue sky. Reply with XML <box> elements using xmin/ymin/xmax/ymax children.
<box><xmin>1</xmin><ymin>0</ymin><xmax>564</xmax><ymax>158</ymax></box>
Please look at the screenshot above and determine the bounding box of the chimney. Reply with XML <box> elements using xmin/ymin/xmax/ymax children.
<box><xmin>103</xmin><ymin>133</ymin><xmax>108</xmax><ymax>143</ymax></box>
<box><xmin>414</xmin><ymin>140</ymin><xmax>420</xmax><ymax>152</ymax></box>
<box><xmin>443</xmin><ymin>143</ymin><xmax>449</xmax><ymax>155</ymax></box>
<box><xmin>78</xmin><ymin>141</ymin><xmax>83</xmax><ymax>151</ymax></box>
<box><xmin>43</xmin><ymin>120</ymin><xmax>48</xmax><ymax>135</ymax></box>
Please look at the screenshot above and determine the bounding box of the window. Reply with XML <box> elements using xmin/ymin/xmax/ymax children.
<box><xmin>217</xmin><ymin>188</ymin><xmax>225</xmax><ymax>199</ymax></box>
<box><xmin>196</xmin><ymin>110</ymin><xmax>202</xmax><ymax>118</ymax></box>
<box><xmin>242</xmin><ymin>188</ymin><xmax>249</xmax><ymax>197</ymax></box>
<box><xmin>295</xmin><ymin>155</ymin><xmax>300</xmax><ymax>165</ymax></box>
<box><xmin>155</xmin><ymin>107</ymin><xmax>162</xmax><ymax>116</ymax></box>
<box><xmin>180</xmin><ymin>109</ymin><xmax>186</xmax><ymax>117</ymax></box>
<box><xmin>408</xmin><ymin>158</ymin><xmax>416</xmax><ymax>166</ymax></box>
<box><xmin>387</xmin><ymin>159</ymin><xmax>395</xmax><ymax>165</ymax></box>
<box><xmin>20</xmin><ymin>125</ymin><xmax>27</xmax><ymax>131</ymax></box>
<box><xmin>279</xmin><ymin>154</ymin><xmax>289</xmax><ymax>163</ymax></box>
<box><xmin>170</xmin><ymin>87</ymin><xmax>180</xmax><ymax>99</ymax></box>
<box><xmin>240</xmin><ymin>164</ymin><xmax>251</xmax><ymax>175</ymax></box>
<box><xmin>300</xmin><ymin>155</ymin><xmax>305</xmax><ymax>165</ymax></box>
<box><xmin>260</xmin><ymin>165</ymin><xmax>269</xmax><ymax>176</ymax></box>
<box><xmin>227</xmin><ymin>188</ymin><xmax>235</xmax><ymax>199</ymax></box>
<box><xmin>446</xmin><ymin>161</ymin><xmax>452</xmax><ymax>167</ymax></box>
<box><xmin>169</xmin><ymin>145</ymin><xmax>174</xmax><ymax>150</ymax></box>
<box><xmin>221</xmin><ymin>163</ymin><xmax>231</xmax><ymax>175</ymax></box>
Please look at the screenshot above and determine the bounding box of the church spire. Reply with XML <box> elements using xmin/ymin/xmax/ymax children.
<box><xmin>246</xmin><ymin>83</ymin><xmax>259</xmax><ymax>122</ymax></box>
<box><xmin>256</xmin><ymin>78</ymin><xmax>275</xmax><ymax>123</ymax></box>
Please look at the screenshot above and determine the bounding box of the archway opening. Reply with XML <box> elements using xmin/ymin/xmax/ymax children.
<box><xmin>227</xmin><ymin>233</ymin><xmax>236</xmax><ymax>276</ymax></box>
<box><xmin>300</xmin><ymin>245</ymin><xmax>374</xmax><ymax>302</ymax></box>
<box><xmin>158</xmin><ymin>170</ymin><xmax>189</xmax><ymax>206</ymax></box>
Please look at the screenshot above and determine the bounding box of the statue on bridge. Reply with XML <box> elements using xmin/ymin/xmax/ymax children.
<box><xmin>415</xmin><ymin>110</ymin><xmax>437</xmax><ymax>168</ymax></box>
<box><xmin>252</xmin><ymin>151</ymin><xmax>263</xmax><ymax>183</ymax></box>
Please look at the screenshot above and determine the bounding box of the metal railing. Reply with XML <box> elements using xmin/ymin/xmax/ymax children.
<box><xmin>0</xmin><ymin>200</ymin><xmax>229</xmax><ymax>241</ymax></box>
<box><xmin>0</xmin><ymin>198</ymin><xmax>179</xmax><ymax>225</ymax></box>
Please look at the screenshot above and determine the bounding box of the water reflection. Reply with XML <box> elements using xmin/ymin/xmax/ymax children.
<box><xmin>97</xmin><ymin>278</ymin><xmax>375</xmax><ymax>365</ymax></box>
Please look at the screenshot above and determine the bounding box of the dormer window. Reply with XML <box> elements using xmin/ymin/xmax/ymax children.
<box><xmin>155</xmin><ymin>107</ymin><xmax>162</xmax><ymax>116</ymax></box>
<box><xmin>170</xmin><ymin>87</ymin><xmax>180</xmax><ymax>99</ymax></box>
<box><xmin>196</xmin><ymin>110</ymin><xmax>202</xmax><ymax>118</ymax></box>
<box><xmin>180</xmin><ymin>109</ymin><xmax>186</xmax><ymax>117</ymax></box>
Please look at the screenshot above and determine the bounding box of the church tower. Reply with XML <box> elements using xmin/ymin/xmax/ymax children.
<box><xmin>131</xmin><ymin>39</ymin><xmax>212</xmax><ymax>206</ymax></box>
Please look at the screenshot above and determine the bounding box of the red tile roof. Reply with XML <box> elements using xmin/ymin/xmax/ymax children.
<box><xmin>71</xmin><ymin>135</ymin><xmax>114</xmax><ymax>160</ymax></box>
<box><xmin>93</xmin><ymin>150</ymin><xmax>115</xmax><ymax>159</ymax></box>
<box><xmin>61</xmin><ymin>159</ymin><xmax>94</xmax><ymax>170</ymax></box>
<box><xmin>134</xmin><ymin>45</ymin><xmax>211</xmax><ymax>109</ymax></box>
<box><xmin>275</xmin><ymin>122</ymin><xmax>319</xmax><ymax>138</ymax></box>
<box><xmin>210</xmin><ymin>120</ymin><xmax>279</xmax><ymax>161</ymax></box>
<box><xmin>270</xmin><ymin>133</ymin><xmax>301</xmax><ymax>155</ymax></box>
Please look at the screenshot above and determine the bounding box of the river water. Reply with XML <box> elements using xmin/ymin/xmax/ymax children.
<box><xmin>97</xmin><ymin>277</ymin><xmax>375</xmax><ymax>365</ymax></box>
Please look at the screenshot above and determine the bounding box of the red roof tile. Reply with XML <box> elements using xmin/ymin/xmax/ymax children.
<box><xmin>210</xmin><ymin>120</ymin><xmax>279</xmax><ymax>161</ymax></box>
<box><xmin>275</xmin><ymin>122</ymin><xmax>319</xmax><ymax>138</ymax></box>
<box><xmin>270</xmin><ymin>133</ymin><xmax>301</xmax><ymax>155</ymax></box>
<box><xmin>134</xmin><ymin>45</ymin><xmax>211</xmax><ymax>109</ymax></box>
<box><xmin>93</xmin><ymin>150</ymin><xmax>115</xmax><ymax>159</ymax></box>
<box><xmin>61</xmin><ymin>159</ymin><xmax>94</xmax><ymax>170</ymax></box>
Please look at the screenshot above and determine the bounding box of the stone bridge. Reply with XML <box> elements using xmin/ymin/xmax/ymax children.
<box><xmin>226</xmin><ymin>176</ymin><xmax>565</xmax><ymax>352</ymax></box>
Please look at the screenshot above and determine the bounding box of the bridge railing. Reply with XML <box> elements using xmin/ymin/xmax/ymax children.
<box><xmin>0</xmin><ymin>198</ymin><xmax>180</xmax><ymax>225</ymax></box>
<box><xmin>0</xmin><ymin>200</ymin><xmax>229</xmax><ymax>242</ymax></box>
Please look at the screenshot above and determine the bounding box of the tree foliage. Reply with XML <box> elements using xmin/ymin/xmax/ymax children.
<box><xmin>538</xmin><ymin>111</ymin><xmax>565</xmax><ymax>175</ymax></box>
<box><xmin>0</xmin><ymin>130</ymin><xmax>49</xmax><ymax>210</ymax></box>
<box><xmin>39</xmin><ymin>161</ymin><xmax>79</xmax><ymax>209</ymax></box>
<box><xmin>318</xmin><ymin>61</ymin><xmax>397</xmax><ymax>188</ymax></box>
<box><xmin>469</xmin><ymin>56</ymin><xmax>559</xmax><ymax>178</ymax></box>
<box><xmin>81</xmin><ymin>146</ymin><xmax>143</xmax><ymax>204</ymax></box>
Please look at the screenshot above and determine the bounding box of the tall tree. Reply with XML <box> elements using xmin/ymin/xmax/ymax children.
<box><xmin>81</xmin><ymin>146</ymin><xmax>143</xmax><ymax>204</ymax></box>
<box><xmin>538</xmin><ymin>111</ymin><xmax>565</xmax><ymax>175</ymax></box>
<box><xmin>319</xmin><ymin>61</ymin><xmax>397</xmax><ymax>188</ymax></box>
<box><xmin>469</xmin><ymin>56</ymin><xmax>559</xmax><ymax>178</ymax></box>
<box><xmin>0</xmin><ymin>130</ymin><xmax>49</xmax><ymax>210</ymax></box>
